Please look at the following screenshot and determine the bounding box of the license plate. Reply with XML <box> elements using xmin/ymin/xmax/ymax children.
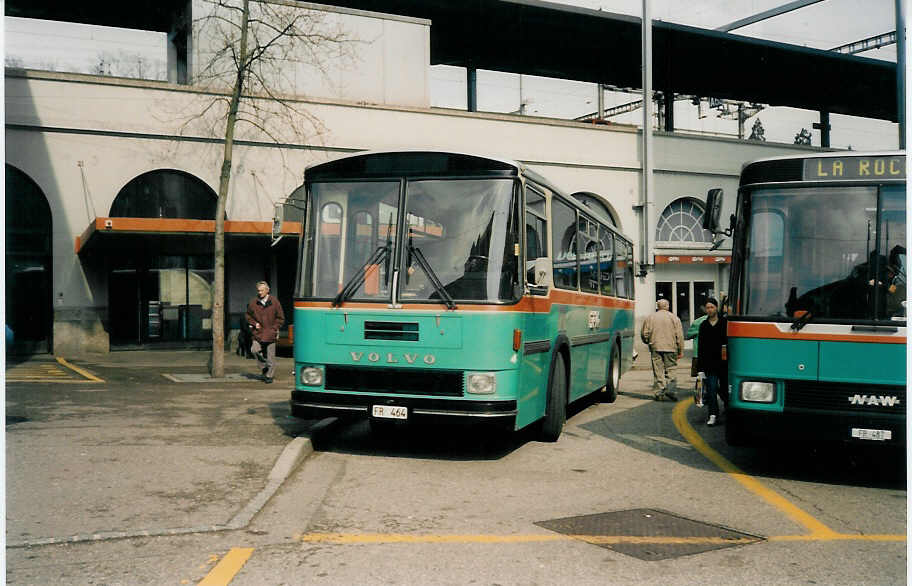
<box><xmin>372</xmin><ymin>405</ymin><xmax>407</xmax><ymax>420</ymax></box>
<box><xmin>851</xmin><ymin>428</ymin><xmax>892</xmax><ymax>441</ymax></box>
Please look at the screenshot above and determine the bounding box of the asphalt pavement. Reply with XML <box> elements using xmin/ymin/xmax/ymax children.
<box><xmin>4</xmin><ymin>348</ymin><xmax>693</xmax><ymax>549</ymax></box>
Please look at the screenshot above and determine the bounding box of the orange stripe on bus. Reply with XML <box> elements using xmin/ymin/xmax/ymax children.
<box><xmin>294</xmin><ymin>290</ymin><xmax>634</xmax><ymax>313</ymax></box>
<box><xmin>728</xmin><ymin>321</ymin><xmax>906</xmax><ymax>344</ymax></box>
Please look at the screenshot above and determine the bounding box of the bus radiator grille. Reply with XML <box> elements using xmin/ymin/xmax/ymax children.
<box><xmin>784</xmin><ymin>381</ymin><xmax>905</xmax><ymax>415</ymax></box>
<box><xmin>325</xmin><ymin>365</ymin><xmax>464</xmax><ymax>397</ymax></box>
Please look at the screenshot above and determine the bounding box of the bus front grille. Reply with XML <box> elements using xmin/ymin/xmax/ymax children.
<box><xmin>784</xmin><ymin>381</ymin><xmax>906</xmax><ymax>415</ymax></box>
<box><xmin>325</xmin><ymin>365</ymin><xmax>464</xmax><ymax>397</ymax></box>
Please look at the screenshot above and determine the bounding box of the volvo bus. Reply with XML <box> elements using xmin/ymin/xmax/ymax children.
<box><xmin>285</xmin><ymin>150</ymin><xmax>635</xmax><ymax>440</ymax></box>
<box><xmin>704</xmin><ymin>151</ymin><xmax>906</xmax><ymax>447</ymax></box>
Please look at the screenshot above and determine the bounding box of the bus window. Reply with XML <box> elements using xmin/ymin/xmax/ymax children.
<box><xmin>306</xmin><ymin>181</ymin><xmax>400</xmax><ymax>300</ymax></box>
<box><xmin>525</xmin><ymin>188</ymin><xmax>547</xmax><ymax>284</ymax></box>
<box><xmin>878</xmin><ymin>185</ymin><xmax>906</xmax><ymax>321</ymax></box>
<box><xmin>552</xmin><ymin>198</ymin><xmax>579</xmax><ymax>290</ymax></box>
<box><xmin>598</xmin><ymin>227</ymin><xmax>614</xmax><ymax>296</ymax></box>
<box><xmin>579</xmin><ymin>215</ymin><xmax>599</xmax><ymax>294</ymax></box>
<box><xmin>316</xmin><ymin>202</ymin><xmax>343</xmax><ymax>297</ymax></box>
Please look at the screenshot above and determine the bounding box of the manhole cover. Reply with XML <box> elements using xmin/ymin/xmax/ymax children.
<box><xmin>536</xmin><ymin>508</ymin><xmax>763</xmax><ymax>561</ymax></box>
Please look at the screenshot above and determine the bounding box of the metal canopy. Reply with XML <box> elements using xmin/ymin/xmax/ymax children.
<box><xmin>313</xmin><ymin>0</ymin><xmax>898</xmax><ymax>122</ymax></box>
<box><xmin>5</xmin><ymin>0</ymin><xmax>897</xmax><ymax>121</ymax></box>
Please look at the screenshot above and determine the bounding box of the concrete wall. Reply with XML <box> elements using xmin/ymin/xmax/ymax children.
<box><xmin>6</xmin><ymin>63</ymin><xmax>820</xmax><ymax>354</ymax></box>
<box><xmin>190</xmin><ymin>0</ymin><xmax>430</xmax><ymax>108</ymax></box>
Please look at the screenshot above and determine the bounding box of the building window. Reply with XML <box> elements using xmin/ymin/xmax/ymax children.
<box><xmin>656</xmin><ymin>198</ymin><xmax>712</xmax><ymax>243</ymax></box>
<box><xmin>111</xmin><ymin>170</ymin><xmax>218</xmax><ymax>219</ymax></box>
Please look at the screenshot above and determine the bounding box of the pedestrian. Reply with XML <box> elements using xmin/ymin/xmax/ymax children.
<box><xmin>246</xmin><ymin>281</ymin><xmax>285</xmax><ymax>384</ymax></box>
<box><xmin>641</xmin><ymin>298</ymin><xmax>684</xmax><ymax>401</ymax></box>
<box><xmin>697</xmin><ymin>297</ymin><xmax>728</xmax><ymax>426</ymax></box>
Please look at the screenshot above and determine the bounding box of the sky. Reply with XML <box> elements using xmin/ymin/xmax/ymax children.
<box><xmin>4</xmin><ymin>0</ymin><xmax>903</xmax><ymax>149</ymax></box>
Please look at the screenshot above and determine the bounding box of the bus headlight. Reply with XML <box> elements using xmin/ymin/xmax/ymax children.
<box><xmin>300</xmin><ymin>366</ymin><xmax>323</xmax><ymax>386</ymax></box>
<box><xmin>466</xmin><ymin>372</ymin><xmax>496</xmax><ymax>394</ymax></box>
<box><xmin>740</xmin><ymin>381</ymin><xmax>775</xmax><ymax>403</ymax></box>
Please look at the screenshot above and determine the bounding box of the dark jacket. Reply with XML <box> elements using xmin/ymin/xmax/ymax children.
<box><xmin>246</xmin><ymin>295</ymin><xmax>285</xmax><ymax>343</ymax></box>
<box><xmin>697</xmin><ymin>316</ymin><xmax>727</xmax><ymax>375</ymax></box>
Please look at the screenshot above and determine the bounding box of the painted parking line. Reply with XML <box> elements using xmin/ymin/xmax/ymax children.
<box><xmin>56</xmin><ymin>356</ymin><xmax>105</xmax><ymax>382</ymax></box>
<box><xmin>670</xmin><ymin>397</ymin><xmax>905</xmax><ymax>542</ymax></box>
<box><xmin>5</xmin><ymin>358</ymin><xmax>104</xmax><ymax>383</ymax></box>
<box><xmin>198</xmin><ymin>548</ymin><xmax>254</xmax><ymax>586</ymax></box>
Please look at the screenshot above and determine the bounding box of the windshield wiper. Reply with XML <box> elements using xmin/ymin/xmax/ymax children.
<box><xmin>332</xmin><ymin>213</ymin><xmax>395</xmax><ymax>308</ymax></box>
<box><xmin>790</xmin><ymin>310</ymin><xmax>813</xmax><ymax>331</ymax></box>
<box><xmin>331</xmin><ymin>245</ymin><xmax>389</xmax><ymax>307</ymax></box>
<box><xmin>408</xmin><ymin>235</ymin><xmax>456</xmax><ymax>310</ymax></box>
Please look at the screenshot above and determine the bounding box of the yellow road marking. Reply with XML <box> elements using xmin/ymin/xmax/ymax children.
<box><xmin>292</xmin><ymin>532</ymin><xmax>903</xmax><ymax>545</ymax></box>
<box><xmin>672</xmin><ymin>397</ymin><xmax>849</xmax><ymax>538</ymax></box>
<box><xmin>198</xmin><ymin>548</ymin><xmax>254</xmax><ymax>586</ymax></box>
<box><xmin>56</xmin><ymin>357</ymin><xmax>105</xmax><ymax>382</ymax></box>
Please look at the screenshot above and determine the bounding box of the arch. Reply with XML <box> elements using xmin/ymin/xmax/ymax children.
<box><xmin>6</xmin><ymin>164</ymin><xmax>53</xmax><ymax>352</ymax></box>
<box><xmin>571</xmin><ymin>191</ymin><xmax>618</xmax><ymax>228</ymax></box>
<box><xmin>655</xmin><ymin>197</ymin><xmax>713</xmax><ymax>243</ymax></box>
<box><xmin>110</xmin><ymin>169</ymin><xmax>220</xmax><ymax>219</ymax></box>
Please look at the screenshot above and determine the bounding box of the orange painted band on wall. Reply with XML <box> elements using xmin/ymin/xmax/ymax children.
<box><xmin>728</xmin><ymin>321</ymin><xmax>907</xmax><ymax>344</ymax></box>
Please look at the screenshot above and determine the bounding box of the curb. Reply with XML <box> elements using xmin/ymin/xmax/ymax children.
<box><xmin>7</xmin><ymin>420</ymin><xmax>335</xmax><ymax>548</ymax></box>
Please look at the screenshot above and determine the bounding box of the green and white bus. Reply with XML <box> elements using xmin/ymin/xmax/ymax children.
<box><xmin>286</xmin><ymin>151</ymin><xmax>635</xmax><ymax>440</ymax></box>
<box><xmin>704</xmin><ymin>151</ymin><xmax>906</xmax><ymax>447</ymax></box>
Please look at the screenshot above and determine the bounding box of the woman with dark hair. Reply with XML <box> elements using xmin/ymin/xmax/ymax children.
<box><xmin>697</xmin><ymin>297</ymin><xmax>728</xmax><ymax>426</ymax></box>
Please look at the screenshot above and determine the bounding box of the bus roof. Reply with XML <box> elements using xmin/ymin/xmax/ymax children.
<box><xmin>740</xmin><ymin>151</ymin><xmax>906</xmax><ymax>187</ymax></box>
<box><xmin>305</xmin><ymin>150</ymin><xmax>633</xmax><ymax>242</ymax></box>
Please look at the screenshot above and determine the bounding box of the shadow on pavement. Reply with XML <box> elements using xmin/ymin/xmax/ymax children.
<box><xmin>310</xmin><ymin>415</ymin><xmax>539</xmax><ymax>461</ymax></box>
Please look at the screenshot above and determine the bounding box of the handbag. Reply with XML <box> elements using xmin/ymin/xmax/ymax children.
<box><xmin>693</xmin><ymin>374</ymin><xmax>705</xmax><ymax>407</ymax></box>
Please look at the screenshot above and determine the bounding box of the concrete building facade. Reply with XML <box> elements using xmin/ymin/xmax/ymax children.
<box><xmin>5</xmin><ymin>1</ymin><xmax>821</xmax><ymax>356</ymax></box>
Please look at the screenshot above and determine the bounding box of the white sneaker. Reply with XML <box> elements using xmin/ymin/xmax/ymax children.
<box><xmin>707</xmin><ymin>415</ymin><xmax>717</xmax><ymax>426</ymax></box>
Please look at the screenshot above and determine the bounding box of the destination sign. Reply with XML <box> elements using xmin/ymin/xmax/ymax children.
<box><xmin>803</xmin><ymin>155</ymin><xmax>905</xmax><ymax>180</ymax></box>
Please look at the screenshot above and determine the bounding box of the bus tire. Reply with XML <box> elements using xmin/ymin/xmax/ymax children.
<box><xmin>601</xmin><ymin>342</ymin><xmax>620</xmax><ymax>403</ymax></box>
<box><xmin>539</xmin><ymin>354</ymin><xmax>567</xmax><ymax>442</ymax></box>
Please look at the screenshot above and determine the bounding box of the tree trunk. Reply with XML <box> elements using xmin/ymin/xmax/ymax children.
<box><xmin>210</xmin><ymin>0</ymin><xmax>251</xmax><ymax>377</ymax></box>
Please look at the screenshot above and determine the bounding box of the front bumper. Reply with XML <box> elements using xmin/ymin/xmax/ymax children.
<box><xmin>727</xmin><ymin>407</ymin><xmax>905</xmax><ymax>447</ymax></box>
<box><xmin>290</xmin><ymin>390</ymin><xmax>517</xmax><ymax>427</ymax></box>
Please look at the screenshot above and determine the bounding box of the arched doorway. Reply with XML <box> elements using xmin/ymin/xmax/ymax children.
<box><xmin>655</xmin><ymin>197</ymin><xmax>717</xmax><ymax>330</ymax></box>
<box><xmin>6</xmin><ymin>165</ymin><xmax>53</xmax><ymax>354</ymax></box>
<box><xmin>107</xmin><ymin>170</ymin><xmax>220</xmax><ymax>347</ymax></box>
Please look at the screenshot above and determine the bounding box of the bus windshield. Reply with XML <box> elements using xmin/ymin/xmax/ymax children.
<box><xmin>305</xmin><ymin>178</ymin><xmax>519</xmax><ymax>303</ymax></box>
<box><xmin>740</xmin><ymin>184</ymin><xmax>906</xmax><ymax>322</ymax></box>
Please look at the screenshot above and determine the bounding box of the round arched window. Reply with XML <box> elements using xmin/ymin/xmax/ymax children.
<box><xmin>656</xmin><ymin>198</ymin><xmax>712</xmax><ymax>243</ymax></box>
<box><xmin>111</xmin><ymin>170</ymin><xmax>219</xmax><ymax>219</ymax></box>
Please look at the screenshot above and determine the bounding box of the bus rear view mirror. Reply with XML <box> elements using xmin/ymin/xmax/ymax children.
<box><xmin>703</xmin><ymin>188</ymin><xmax>723</xmax><ymax>232</ymax></box>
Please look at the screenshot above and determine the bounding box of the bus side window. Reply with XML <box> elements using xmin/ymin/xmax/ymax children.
<box><xmin>599</xmin><ymin>227</ymin><xmax>614</xmax><ymax>296</ymax></box>
<box><xmin>551</xmin><ymin>198</ymin><xmax>579</xmax><ymax>290</ymax></box>
<box><xmin>525</xmin><ymin>188</ymin><xmax>548</xmax><ymax>285</ymax></box>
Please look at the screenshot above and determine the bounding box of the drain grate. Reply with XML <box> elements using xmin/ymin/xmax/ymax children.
<box><xmin>536</xmin><ymin>508</ymin><xmax>763</xmax><ymax>561</ymax></box>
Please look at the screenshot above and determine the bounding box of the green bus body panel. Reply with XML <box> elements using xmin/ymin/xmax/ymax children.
<box><xmin>818</xmin><ymin>341</ymin><xmax>906</xmax><ymax>386</ymax></box>
<box><xmin>294</xmin><ymin>300</ymin><xmax>634</xmax><ymax>430</ymax></box>
<box><xmin>728</xmin><ymin>336</ymin><xmax>907</xmax><ymax>414</ymax></box>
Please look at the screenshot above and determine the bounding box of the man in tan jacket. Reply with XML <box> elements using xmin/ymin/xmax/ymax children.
<box><xmin>641</xmin><ymin>298</ymin><xmax>684</xmax><ymax>401</ymax></box>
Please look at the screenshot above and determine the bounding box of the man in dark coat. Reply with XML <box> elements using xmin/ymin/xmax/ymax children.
<box><xmin>246</xmin><ymin>281</ymin><xmax>285</xmax><ymax>383</ymax></box>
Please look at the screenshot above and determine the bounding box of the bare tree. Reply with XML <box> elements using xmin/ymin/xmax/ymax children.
<box><xmin>191</xmin><ymin>0</ymin><xmax>353</xmax><ymax>376</ymax></box>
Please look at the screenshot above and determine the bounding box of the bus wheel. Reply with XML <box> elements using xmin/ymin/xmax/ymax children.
<box><xmin>601</xmin><ymin>343</ymin><xmax>620</xmax><ymax>403</ymax></box>
<box><xmin>539</xmin><ymin>354</ymin><xmax>567</xmax><ymax>442</ymax></box>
